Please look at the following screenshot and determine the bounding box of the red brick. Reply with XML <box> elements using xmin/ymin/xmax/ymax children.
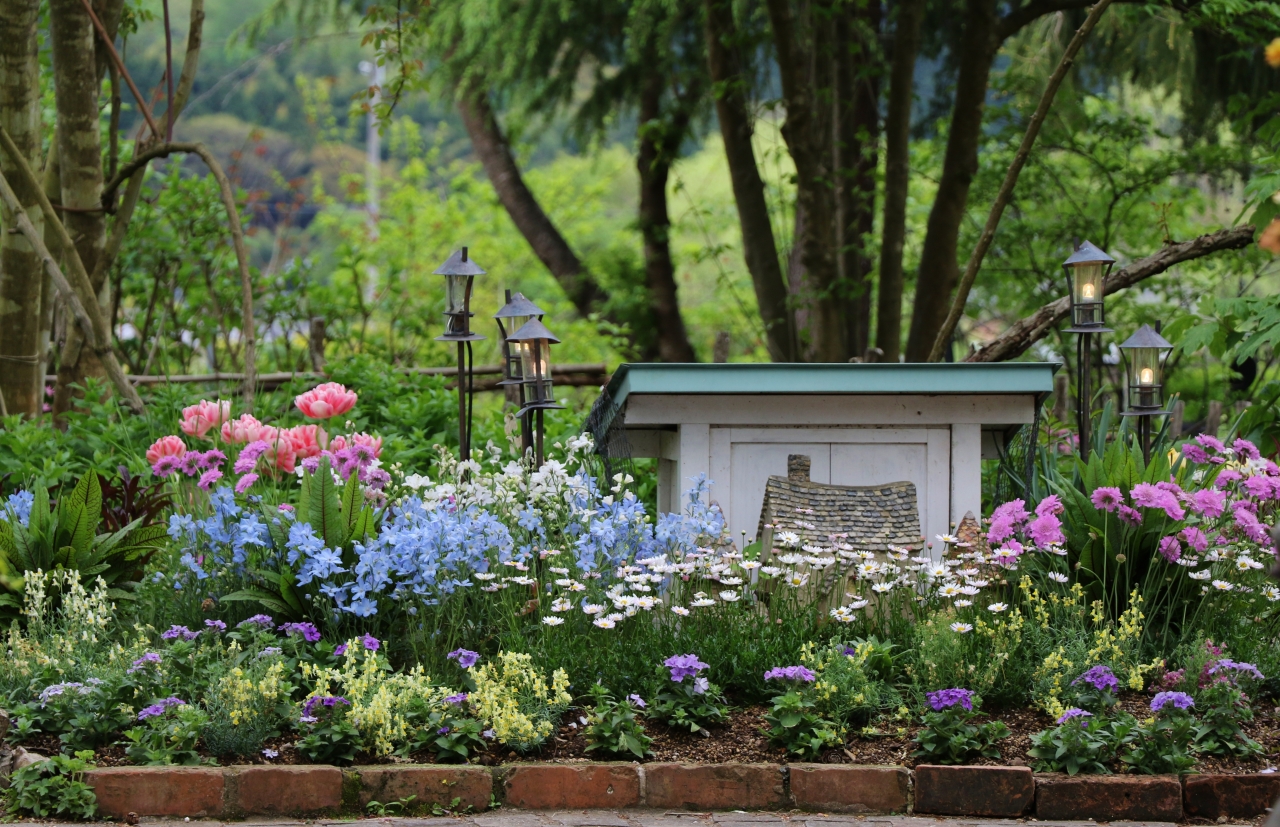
<box><xmin>644</xmin><ymin>763</ymin><xmax>784</xmax><ymax>810</ymax></box>
<box><xmin>502</xmin><ymin>764</ymin><xmax>640</xmax><ymax>809</ymax></box>
<box><xmin>1184</xmin><ymin>774</ymin><xmax>1280</xmax><ymax>820</ymax></box>
<box><xmin>1035</xmin><ymin>773</ymin><xmax>1182</xmax><ymax>822</ymax></box>
<box><xmin>789</xmin><ymin>764</ymin><xmax>908</xmax><ymax>813</ymax></box>
<box><xmin>86</xmin><ymin>767</ymin><xmax>224</xmax><ymax>818</ymax></box>
<box><xmin>915</xmin><ymin>765</ymin><xmax>1033</xmax><ymax>817</ymax></box>
<box><xmin>230</xmin><ymin>765</ymin><xmax>343</xmax><ymax>815</ymax></box>
<box><xmin>358</xmin><ymin>766</ymin><xmax>492</xmax><ymax>811</ymax></box>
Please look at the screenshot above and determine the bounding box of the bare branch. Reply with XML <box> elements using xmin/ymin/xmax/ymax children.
<box><xmin>966</xmin><ymin>226</ymin><xmax>1256</xmax><ymax>363</ymax></box>
<box><xmin>75</xmin><ymin>0</ymin><xmax>163</xmax><ymax>141</ymax></box>
<box><xmin>928</xmin><ymin>0</ymin><xmax>1114</xmax><ymax>362</ymax></box>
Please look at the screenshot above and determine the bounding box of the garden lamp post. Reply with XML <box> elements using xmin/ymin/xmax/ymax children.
<box><xmin>506</xmin><ymin>317</ymin><xmax>563</xmax><ymax>465</ymax></box>
<box><xmin>1063</xmin><ymin>241</ymin><xmax>1115</xmax><ymax>458</ymax></box>
<box><xmin>1119</xmin><ymin>324</ymin><xmax>1173</xmax><ymax>464</ymax></box>
<box><xmin>434</xmin><ymin>247</ymin><xmax>486</xmax><ymax>461</ymax></box>
<box><xmin>495</xmin><ymin>291</ymin><xmax>546</xmax><ymax>452</ymax></box>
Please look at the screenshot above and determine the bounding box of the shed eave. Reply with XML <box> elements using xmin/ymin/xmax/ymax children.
<box><xmin>604</xmin><ymin>362</ymin><xmax>1059</xmax><ymax>408</ymax></box>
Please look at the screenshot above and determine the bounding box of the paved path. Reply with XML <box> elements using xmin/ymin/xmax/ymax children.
<box><xmin>32</xmin><ymin>811</ymin><xmax>1257</xmax><ymax>827</ymax></box>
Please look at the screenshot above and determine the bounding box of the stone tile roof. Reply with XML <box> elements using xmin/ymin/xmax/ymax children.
<box><xmin>757</xmin><ymin>476</ymin><xmax>923</xmax><ymax>552</ymax></box>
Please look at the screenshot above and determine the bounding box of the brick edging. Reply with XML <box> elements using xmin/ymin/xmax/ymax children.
<box><xmin>84</xmin><ymin>763</ymin><xmax>1276</xmax><ymax>821</ymax></box>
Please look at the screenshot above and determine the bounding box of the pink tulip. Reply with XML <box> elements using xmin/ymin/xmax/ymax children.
<box><xmin>146</xmin><ymin>435</ymin><xmax>187</xmax><ymax>465</ymax></box>
<box><xmin>349</xmin><ymin>433</ymin><xmax>383</xmax><ymax>458</ymax></box>
<box><xmin>284</xmin><ymin>424</ymin><xmax>327</xmax><ymax>460</ymax></box>
<box><xmin>221</xmin><ymin>414</ymin><xmax>265</xmax><ymax>444</ymax></box>
<box><xmin>257</xmin><ymin>429</ymin><xmax>297</xmax><ymax>474</ymax></box>
<box><xmin>327</xmin><ymin>434</ymin><xmax>348</xmax><ymax>453</ymax></box>
<box><xmin>295</xmin><ymin>382</ymin><xmax>357</xmax><ymax>420</ymax></box>
<box><xmin>179</xmin><ymin>400</ymin><xmax>232</xmax><ymax>439</ymax></box>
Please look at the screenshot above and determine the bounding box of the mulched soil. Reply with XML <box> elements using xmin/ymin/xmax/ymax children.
<box><xmin>21</xmin><ymin>692</ymin><xmax>1280</xmax><ymax>772</ymax></box>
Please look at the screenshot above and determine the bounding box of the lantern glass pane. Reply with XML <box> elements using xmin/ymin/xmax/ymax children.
<box><xmin>519</xmin><ymin>339</ymin><xmax>540</xmax><ymax>391</ymax></box>
<box><xmin>445</xmin><ymin>274</ymin><xmax>470</xmax><ymax>315</ymax></box>
<box><xmin>1071</xmin><ymin>262</ymin><xmax>1104</xmax><ymax>325</ymax></box>
<box><xmin>1130</xmin><ymin>347</ymin><xmax>1161</xmax><ymax>408</ymax></box>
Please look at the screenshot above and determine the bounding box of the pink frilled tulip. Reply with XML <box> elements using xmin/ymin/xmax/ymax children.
<box><xmin>284</xmin><ymin>424</ymin><xmax>327</xmax><ymax>460</ymax></box>
<box><xmin>221</xmin><ymin>414</ymin><xmax>265</xmax><ymax>444</ymax></box>
<box><xmin>328</xmin><ymin>432</ymin><xmax>382</xmax><ymax>458</ymax></box>
<box><xmin>146</xmin><ymin>435</ymin><xmax>187</xmax><ymax>465</ymax></box>
<box><xmin>179</xmin><ymin>400</ymin><xmax>232</xmax><ymax>439</ymax></box>
<box><xmin>257</xmin><ymin>427</ymin><xmax>298</xmax><ymax>474</ymax></box>
<box><xmin>295</xmin><ymin>382</ymin><xmax>357</xmax><ymax>420</ymax></box>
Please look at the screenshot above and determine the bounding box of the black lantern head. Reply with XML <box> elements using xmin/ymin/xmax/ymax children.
<box><xmin>495</xmin><ymin>291</ymin><xmax>545</xmax><ymax>384</ymax></box>
<box><xmin>1063</xmin><ymin>241</ymin><xmax>1114</xmax><ymax>331</ymax></box>
<box><xmin>434</xmin><ymin>247</ymin><xmax>487</xmax><ymax>342</ymax></box>
<box><xmin>1119</xmin><ymin>324</ymin><xmax>1173</xmax><ymax>412</ymax></box>
<box><xmin>507</xmin><ymin>317</ymin><xmax>564</xmax><ymax>413</ymax></box>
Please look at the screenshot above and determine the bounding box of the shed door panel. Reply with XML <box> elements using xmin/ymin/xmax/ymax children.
<box><xmin>830</xmin><ymin>442</ymin><xmax>928</xmax><ymax>538</ymax></box>
<box><xmin>728</xmin><ymin>443</ymin><xmax>830</xmax><ymax>542</ymax></box>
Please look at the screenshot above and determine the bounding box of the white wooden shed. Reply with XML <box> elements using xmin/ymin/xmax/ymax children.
<box><xmin>593</xmin><ymin>363</ymin><xmax>1057</xmax><ymax>548</ymax></box>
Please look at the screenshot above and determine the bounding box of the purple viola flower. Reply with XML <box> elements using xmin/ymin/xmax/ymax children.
<box><xmin>627</xmin><ymin>694</ymin><xmax>646</xmax><ymax>709</ymax></box>
<box><xmin>447</xmin><ymin>648</ymin><xmax>479</xmax><ymax>668</ymax></box>
<box><xmin>360</xmin><ymin>633</ymin><xmax>380</xmax><ymax>652</ymax></box>
<box><xmin>161</xmin><ymin>625</ymin><xmax>199</xmax><ymax>641</ymax></box>
<box><xmin>926</xmin><ymin>688</ymin><xmax>976</xmax><ymax>711</ymax></box>
<box><xmin>664</xmin><ymin>653</ymin><xmax>710</xmax><ymax>682</ymax></box>
<box><xmin>137</xmin><ymin>697</ymin><xmax>186</xmax><ymax>720</ymax></box>
<box><xmin>763</xmin><ymin>665</ymin><xmax>817</xmax><ymax>683</ymax></box>
<box><xmin>1056</xmin><ymin>707</ymin><xmax>1093</xmax><ymax>725</ymax></box>
<box><xmin>444</xmin><ymin>693</ymin><xmax>468</xmax><ymax>706</ymax></box>
<box><xmin>1072</xmin><ymin>665</ymin><xmax>1119</xmax><ymax>692</ymax></box>
<box><xmin>204</xmin><ymin>619</ymin><xmax>227</xmax><ymax>633</ymax></box>
<box><xmin>1151</xmin><ymin>691</ymin><xmax>1195</xmax><ymax>712</ymax></box>
<box><xmin>437</xmin><ymin>726</ymin><xmax>451</xmax><ymax>735</ymax></box>
<box><xmin>334</xmin><ymin>643</ymin><xmax>349</xmax><ymax>657</ymax></box>
<box><xmin>279</xmin><ymin>622</ymin><xmax>322</xmax><ymax>643</ymax></box>
<box><xmin>693</xmin><ymin>677</ymin><xmax>710</xmax><ymax>695</ymax></box>
<box><xmin>301</xmin><ymin>695</ymin><xmax>349</xmax><ymax>720</ymax></box>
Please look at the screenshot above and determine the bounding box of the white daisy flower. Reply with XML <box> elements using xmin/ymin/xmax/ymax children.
<box><xmin>871</xmin><ymin>582</ymin><xmax>893</xmax><ymax>593</ymax></box>
<box><xmin>671</xmin><ymin>606</ymin><xmax>691</xmax><ymax>616</ymax></box>
<box><xmin>776</xmin><ymin>531</ymin><xmax>801</xmax><ymax>548</ymax></box>
<box><xmin>1212</xmin><ymin>580</ymin><xmax>1235</xmax><ymax>591</ymax></box>
<box><xmin>719</xmin><ymin>590</ymin><xmax>740</xmax><ymax>602</ymax></box>
<box><xmin>541</xmin><ymin>616</ymin><xmax>564</xmax><ymax>626</ymax></box>
<box><xmin>950</xmin><ymin>622</ymin><xmax>973</xmax><ymax>634</ymax></box>
<box><xmin>830</xmin><ymin>607</ymin><xmax>855</xmax><ymax>623</ymax></box>
<box><xmin>785</xmin><ymin>572</ymin><xmax>810</xmax><ymax>588</ymax></box>
<box><xmin>551</xmin><ymin>598</ymin><xmax>572</xmax><ymax>612</ymax></box>
<box><xmin>582</xmin><ymin>603</ymin><xmax>605</xmax><ymax>615</ymax></box>
<box><xmin>760</xmin><ymin>566</ymin><xmax>782</xmax><ymax>576</ymax></box>
<box><xmin>938</xmin><ymin>583</ymin><xmax>962</xmax><ymax>598</ymax></box>
<box><xmin>1189</xmin><ymin>570</ymin><xmax>1212</xmax><ymax>581</ymax></box>
<box><xmin>1048</xmin><ymin>572</ymin><xmax>1069</xmax><ymax>583</ymax></box>
<box><xmin>845</xmin><ymin>599</ymin><xmax>870</xmax><ymax>610</ymax></box>
<box><xmin>719</xmin><ymin>576</ymin><xmax>743</xmax><ymax>586</ymax></box>
<box><xmin>937</xmin><ymin>534</ymin><xmax>960</xmax><ymax>545</ymax></box>
<box><xmin>592</xmin><ymin>617</ymin><xmax>617</xmax><ymax>629</ymax></box>
<box><xmin>740</xmin><ymin>560</ymin><xmax>762</xmax><ymax>570</ymax></box>
<box><xmin>691</xmin><ymin>597</ymin><xmax>716</xmax><ymax>607</ymax></box>
<box><xmin>954</xmin><ymin>599</ymin><xmax>972</xmax><ymax>608</ymax></box>
<box><xmin>474</xmin><ymin>572</ymin><xmax>498</xmax><ymax>581</ymax></box>
<box><xmin>1262</xmin><ymin>586</ymin><xmax>1280</xmax><ymax>602</ymax></box>
<box><xmin>988</xmin><ymin>602</ymin><xmax>1008</xmax><ymax>613</ymax></box>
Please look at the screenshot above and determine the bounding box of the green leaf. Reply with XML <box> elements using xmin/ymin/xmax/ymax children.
<box><xmin>309</xmin><ymin>457</ymin><xmax>347</xmax><ymax>549</ymax></box>
<box><xmin>220</xmin><ymin>588</ymin><xmax>294</xmax><ymax>615</ymax></box>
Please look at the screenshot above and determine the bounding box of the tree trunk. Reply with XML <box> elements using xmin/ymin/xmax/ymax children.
<box><xmin>902</xmin><ymin>0</ymin><xmax>998</xmax><ymax>362</ymax></box>
<box><xmin>0</xmin><ymin>0</ymin><xmax>44</xmax><ymax>417</ymax></box>
<box><xmin>50</xmin><ymin>0</ymin><xmax>108</xmax><ymax>416</ymax></box>
<box><xmin>876</xmin><ymin>0</ymin><xmax>924</xmax><ymax>362</ymax></box>
<box><xmin>703</xmin><ymin>0</ymin><xmax>797</xmax><ymax>362</ymax></box>
<box><xmin>456</xmin><ymin>83</ymin><xmax>609</xmax><ymax>320</ymax></box>
<box><xmin>834</xmin><ymin>0</ymin><xmax>881</xmax><ymax>361</ymax></box>
<box><xmin>768</xmin><ymin>0</ymin><xmax>841</xmax><ymax>361</ymax></box>
<box><xmin>637</xmin><ymin>73</ymin><xmax>697</xmax><ymax>363</ymax></box>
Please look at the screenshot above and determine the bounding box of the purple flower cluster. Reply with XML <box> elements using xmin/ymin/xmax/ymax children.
<box><xmin>161</xmin><ymin>625</ymin><xmax>199</xmax><ymax>641</ymax></box>
<box><xmin>205</xmin><ymin>619</ymin><xmax>227</xmax><ymax>633</ymax></box>
<box><xmin>279</xmin><ymin>622</ymin><xmax>322</xmax><ymax>642</ymax></box>
<box><xmin>444</xmin><ymin>693</ymin><xmax>468</xmax><ymax>705</ymax></box>
<box><xmin>138</xmin><ymin>696</ymin><xmax>186</xmax><ymax>721</ymax></box>
<box><xmin>127</xmin><ymin>652</ymin><xmax>162</xmax><ymax>674</ymax></box>
<box><xmin>1150</xmin><ymin>691</ymin><xmax>1195</xmax><ymax>712</ymax></box>
<box><xmin>1071</xmin><ymin>665</ymin><xmax>1119</xmax><ymax>692</ymax></box>
<box><xmin>153</xmin><ymin>449</ymin><xmax>226</xmax><ymax>480</ymax></box>
<box><xmin>233</xmin><ymin>441</ymin><xmax>270</xmax><ymax>474</ymax></box>
<box><xmin>1056</xmin><ymin>707</ymin><xmax>1093</xmax><ymax>725</ymax></box>
<box><xmin>447</xmin><ymin>648</ymin><xmax>479</xmax><ymax>668</ymax></box>
<box><xmin>664</xmin><ymin>654</ymin><xmax>709</xmax><ymax>683</ymax></box>
<box><xmin>1209</xmin><ymin>659</ymin><xmax>1265</xmax><ymax>683</ymax></box>
<box><xmin>1131</xmin><ymin>482</ymin><xmax>1186</xmax><ymax>520</ymax></box>
<box><xmin>926</xmin><ymin>688</ymin><xmax>975</xmax><ymax>711</ymax></box>
<box><xmin>298</xmin><ymin>445</ymin><xmax>389</xmax><ymax>491</ymax></box>
<box><xmin>239</xmin><ymin>614</ymin><xmax>275</xmax><ymax>629</ymax></box>
<box><xmin>300</xmin><ymin>694</ymin><xmax>349</xmax><ymax>723</ymax></box>
<box><xmin>1090</xmin><ymin>486</ymin><xmax>1123</xmax><ymax>512</ymax></box>
<box><xmin>764</xmin><ymin>665</ymin><xmax>817</xmax><ymax>683</ymax></box>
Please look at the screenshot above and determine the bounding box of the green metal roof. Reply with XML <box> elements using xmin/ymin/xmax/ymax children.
<box><xmin>604</xmin><ymin>362</ymin><xmax>1059</xmax><ymax>408</ymax></box>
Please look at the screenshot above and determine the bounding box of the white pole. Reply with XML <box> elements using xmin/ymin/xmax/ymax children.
<box><xmin>357</xmin><ymin>61</ymin><xmax>386</xmax><ymax>237</ymax></box>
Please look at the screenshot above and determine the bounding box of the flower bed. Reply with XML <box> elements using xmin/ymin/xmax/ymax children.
<box><xmin>0</xmin><ymin>384</ymin><xmax>1278</xmax><ymax>821</ymax></box>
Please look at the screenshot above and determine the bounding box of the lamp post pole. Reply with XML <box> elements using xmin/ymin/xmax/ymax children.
<box><xmin>1063</xmin><ymin>241</ymin><xmax>1115</xmax><ymax>458</ymax></box>
<box><xmin>507</xmin><ymin>318</ymin><xmax>563</xmax><ymax>467</ymax></box>
<box><xmin>1119</xmin><ymin>323</ymin><xmax>1173</xmax><ymax>464</ymax></box>
<box><xmin>495</xmin><ymin>291</ymin><xmax>546</xmax><ymax>459</ymax></box>
<box><xmin>433</xmin><ymin>248</ymin><xmax>486</xmax><ymax>461</ymax></box>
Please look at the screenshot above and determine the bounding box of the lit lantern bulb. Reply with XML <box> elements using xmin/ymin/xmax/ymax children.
<box><xmin>1081</xmin><ymin>282</ymin><xmax>1096</xmax><ymax>299</ymax></box>
<box><xmin>1139</xmin><ymin>367</ymin><xmax>1154</xmax><ymax>385</ymax></box>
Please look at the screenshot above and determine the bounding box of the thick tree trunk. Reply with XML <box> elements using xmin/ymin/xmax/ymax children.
<box><xmin>876</xmin><ymin>0</ymin><xmax>924</xmax><ymax>362</ymax></box>
<box><xmin>456</xmin><ymin>84</ymin><xmax>608</xmax><ymax>320</ymax></box>
<box><xmin>968</xmin><ymin>227</ymin><xmax>1255</xmax><ymax>363</ymax></box>
<box><xmin>50</xmin><ymin>0</ymin><xmax>108</xmax><ymax>416</ymax></box>
<box><xmin>703</xmin><ymin>0</ymin><xmax>797</xmax><ymax>362</ymax></box>
<box><xmin>637</xmin><ymin>74</ymin><xmax>697</xmax><ymax>363</ymax></box>
<box><xmin>834</xmin><ymin>0</ymin><xmax>881</xmax><ymax>361</ymax></box>
<box><xmin>0</xmin><ymin>0</ymin><xmax>44</xmax><ymax>417</ymax></box>
<box><xmin>902</xmin><ymin>0</ymin><xmax>999</xmax><ymax>362</ymax></box>
<box><xmin>768</xmin><ymin>0</ymin><xmax>842</xmax><ymax>361</ymax></box>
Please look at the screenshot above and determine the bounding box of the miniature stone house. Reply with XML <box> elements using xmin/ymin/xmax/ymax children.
<box><xmin>590</xmin><ymin>362</ymin><xmax>1057</xmax><ymax>550</ymax></box>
